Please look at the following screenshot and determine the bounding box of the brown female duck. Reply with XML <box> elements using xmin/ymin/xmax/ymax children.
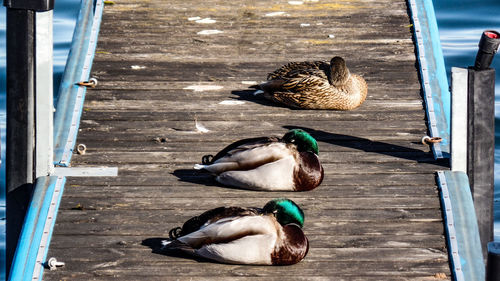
<box><xmin>252</xmin><ymin>56</ymin><xmax>368</xmax><ymax>110</ymax></box>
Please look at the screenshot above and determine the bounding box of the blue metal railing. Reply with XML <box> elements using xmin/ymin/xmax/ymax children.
<box><xmin>54</xmin><ymin>0</ymin><xmax>104</xmax><ymax>166</ymax></box>
<box><xmin>8</xmin><ymin>0</ymin><xmax>103</xmax><ymax>279</ymax></box>
<box><xmin>408</xmin><ymin>0</ymin><xmax>451</xmax><ymax>159</ymax></box>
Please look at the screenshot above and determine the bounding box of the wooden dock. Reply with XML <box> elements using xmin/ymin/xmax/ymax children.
<box><xmin>44</xmin><ymin>0</ymin><xmax>451</xmax><ymax>279</ymax></box>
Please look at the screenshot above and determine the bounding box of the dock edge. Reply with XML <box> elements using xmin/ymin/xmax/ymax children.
<box><xmin>408</xmin><ymin>0</ymin><xmax>450</xmax><ymax>159</ymax></box>
<box><xmin>437</xmin><ymin>171</ymin><xmax>485</xmax><ymax>281</ymax></box>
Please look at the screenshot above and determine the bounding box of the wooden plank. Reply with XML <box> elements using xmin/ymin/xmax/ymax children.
<box><xmin>56</xmin><ymin>197</ymin><xmax>442</xmax><ymax>211</ymax></box>
<box><xmin>61</xmin><ymin>184</ymin><xmax>439</xmax><ymax>198</ymax></box>
<box><xmin>71</xmin><ymin>150</ymin><xmax>437</xmax><ymax>163</ymax></box>
<box><xmin>43</xmin><ymin>247</ymin><xmax>448</xmax><ymax>264</ymax></box>
<box><xmin>43</xmin><ymin>261</ymin><xmax>450</xmax><ymax>281</ymax></box>
<box><xmin>50</xmin><ymin>233</ymin><xmax>447</xmax><ymax>249</ymax></box>
<box><xmin>62</xmin><ymin>173</ymin><xmax>439</xmax><ymax>187</ymax></box>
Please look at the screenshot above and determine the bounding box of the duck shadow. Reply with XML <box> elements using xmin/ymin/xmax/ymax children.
<box><xmin>171</xmin><ymin>169</ymin><xmax>218</xmax><ymax>187</ymax></box>
<box><xmin>282</xmin><ymin>125</ymin><xmax>448</xmax><ymax>167</ymax></box>
<box><xmin>231</xmin><ymin>89</ymin><xmax>293</xmax><ymax>109</ymax></box>
<box><xmin>142</xmin><ymin>238</ymin><xmax>210</xmax><ymax>263</ymax></box>
<box><xmin>172</xmin><ymin>169</ymin><xmax>261</xmax><ymax>191</ymax></box>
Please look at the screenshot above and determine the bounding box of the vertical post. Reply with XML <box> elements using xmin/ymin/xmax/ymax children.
<box><xmin>4</xmin><ymin>0</ymin><xmax>55</xmax><ymax>276</ymax></box>
<box><xmin>468</xmin><ymin>67</ymin><xmax>496</xmax><ymax>259</ymax></box>
<box><xmin>5</xmin><ymin>8</ymin><xmax>36</xmax><ymax>273</ymax></box>
<box><xmin>450</xmin><ymin>67</ymin><xmax>468</xmax><ymax>173</ymax></box>
<box><xmin>35</xmin><ymin>10</ymin><xmax>54</xmax><ymax>177</ymax></box>
<box><xmin>487</xmin><ymin>242</ymin><xmax>500</xmax><ymax>281</ymax></box>
<box><xmin>466</xmin><ymin>30</ymin><xmax>499</xmax><ymax>260</ymax></box>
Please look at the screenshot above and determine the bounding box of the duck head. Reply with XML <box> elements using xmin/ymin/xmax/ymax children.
<box><xmin>329</xmin><ymin>56</ymin><xmax>350</xmax><ymax>86</ymax></box>
<box><xmin>262</xmin><ymin>198</ymin><xmax>305</xmax><ymax>228</ymax></box>
<box><xmin>282</xmin><ymin>129</ymin><xmax>319</xmax><ymax>155</ymax></box>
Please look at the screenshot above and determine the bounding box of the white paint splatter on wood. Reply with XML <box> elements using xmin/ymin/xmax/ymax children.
<box><xmin>188</xmin><ymin>16</ymin><xmax>201</xmax><ymax>21</ymax></box>
<box><xmin>265</xmin><ymin>11</ymin><xmax>287</xmax><ymax>17</ymax></box>
<box><xmin>288</xmin><ymin>1</ymin><xmax>304</xmax><ymax>5</ymax></box>
<box><xmin>219</xmin><ymin>100</ymin><xmax>245</xmax><ymax>105</ymax></box>
<box><xmin>197</xmin><ymin>30</ymin><xmax>224</xmax><ymax>35</ymax></box>
<box><xmin>300</xmin><ymin>23</ymin><xmax>311</xmax><ymax>27</ymax></box>
<box><xmin>184</xmin><ymin>85</ymin><xmax>224</xmax><ymax>92</ymax></box>
<box><xmin>195</xmin><ymin>18</ymin><xmax>216</xmax><ymax>24</ymax></box>
<box><xmin>131</xmin><ymin>65</ymin><xmax>146</xmax><ymax>69</ymax></box>
<box><xmin>241</xmin><ymin>81</ymin><xmax>258</xmax><ymax>85</ymax></box>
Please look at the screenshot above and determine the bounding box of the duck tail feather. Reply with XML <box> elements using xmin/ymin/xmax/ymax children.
<box><xmin>160</xmin><ymin>240</ymin><xmax>196</xmax><ymax>256</ymax></box>
<box><xmin>194</xmin><ymin>163</ymin><xmax>208</xmax><ymax>170</ymax></box>
<box><xmin>253</xmin><ymin>90</ymin><xmax>264</xmax><ymax>96</ymax></box>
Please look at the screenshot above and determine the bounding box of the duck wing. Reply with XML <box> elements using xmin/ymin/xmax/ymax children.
<box><xmin>176</xmin><ymin>206</ymin><xmax>261</xmax><ymax>237</ymax></box>
<box><xmin>196</xmin><ymin>142</ymin><xmax>293</xmax><ymax>174</ymax></box>
<box><xmin>176</xmin><ymin>215</ymin><xmax>277</xmax><ymax>246</ymax></box>
<box><xmin>216</xmin><ymin>155</ymin><xmax>297</xmax><ymax>191</ymax></box>
<box><xmin>267</xmin><ymin>60</ymin><xmax>329</xmax><ymax>80</ymax></box>
<box><xmin>195</xmin><ymin>232</ymin><xmax>277</xmax><ymax>265</ymax></box>
<box><xmin>260</xmin><ymin>69</ymin><xmax>329</xmax><ymax>93</ymax></box>
<box><xmin>264</xmin><ymin>72</ymin><xmax>331</xmax><ymax>109</ymax></box>
<box><xmin>167</xmin><ymin>215</ymin><xmax>279</xmax><ymax>265</ymax></box>
<box><xmin>282</xmin><ymin>68</ymin><xmax>329</xmax><ymax>80</ymax></box>
<box><xmin>209</xmin><ymin>137</ymin><xmax>278</xmax><ymax>163</ymax></box>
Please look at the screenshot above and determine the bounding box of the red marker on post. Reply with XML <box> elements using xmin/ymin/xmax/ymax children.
<box><xmin>474</xmin><ymin>30</ymin><xmax>500</xmax><ymax>70</ymax></box>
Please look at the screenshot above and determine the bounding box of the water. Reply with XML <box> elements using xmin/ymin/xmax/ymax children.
<box><xmin>0</xmin><ymin>0</ymin><xmax>80</xmax><ymax>278</ymax></box>
<box><xmin>433</xmin><ymin>0</ymin><xmax>500</xmax><ymax>240</ymax></box>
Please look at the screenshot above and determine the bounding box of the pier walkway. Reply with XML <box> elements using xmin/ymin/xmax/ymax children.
<box><xmin>44</xmin><ymin>0</ymin><xmax>451</xmax><ymax>279</ymax></box>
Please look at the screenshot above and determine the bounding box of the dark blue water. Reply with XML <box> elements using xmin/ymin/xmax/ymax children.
<box><xmin>433</xmin><ymin>0</ymin><xmax>500</xmax><ymax>240</ymax></box>
<box><xmin>0</xmin><ymin>1</ymin><xmax>80</xmax><ymax>278</ymax></box>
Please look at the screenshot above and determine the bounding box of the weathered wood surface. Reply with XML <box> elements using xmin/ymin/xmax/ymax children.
<box><xmin>44</xmin><ymin>0</ymin><xmax>451</xmax><ymax>280</ymax></box>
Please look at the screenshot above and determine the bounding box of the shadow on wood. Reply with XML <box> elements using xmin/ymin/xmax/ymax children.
<box><xmin>172</xmin><ymin>169</ymin><xmax>269</xmax><ymax>191</ymax></box>
<box><xmin>231</xmin><ymin>89</ymin><xmax>292</xmax><ymax>109</ymax></box>
<box><xmin>283</xmin><ymin>125</ymin><xmax>447</xmax><ymax>166</ymax></box>
<box><xmin>142</xmin><ymin>237</ymin><xmax>212</xmax><ymax>263</ymax></box>
<box><xmin>171</xmin><ymin>169</ymin><xmax>218</xmax><ymax>187</ymax></box>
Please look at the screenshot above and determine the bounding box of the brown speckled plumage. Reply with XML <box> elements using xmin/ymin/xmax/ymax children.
<box><xmin>255</xmin><ymin>57</ymin><xmax>368</xmax><ymax>110</ymax></box>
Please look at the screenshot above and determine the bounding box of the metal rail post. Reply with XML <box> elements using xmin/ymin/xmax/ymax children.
<box><xmin>4</xmin><ymin>0</ymin><xmax>54</xmax><ymax>276</ymax></box>
<box><xmin>466</xmin><ymin>30</ymin><xmax>499</xmax><ymax>260</ymax></box>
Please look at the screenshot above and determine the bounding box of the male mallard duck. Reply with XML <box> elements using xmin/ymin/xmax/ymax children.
<box><xmin>162</xmin><ymin>198</ymin><xmax>309</xmax><ymax>265</ymax></box>
<box><xmin>252</xmin><ymin>56</ymin><xmax>368</xmax><ymax>110</ymax></box>
<box><xmin>194</xmin><ymin>129</ymin><xmax>324</xmax><ymax>191</ymax></box>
